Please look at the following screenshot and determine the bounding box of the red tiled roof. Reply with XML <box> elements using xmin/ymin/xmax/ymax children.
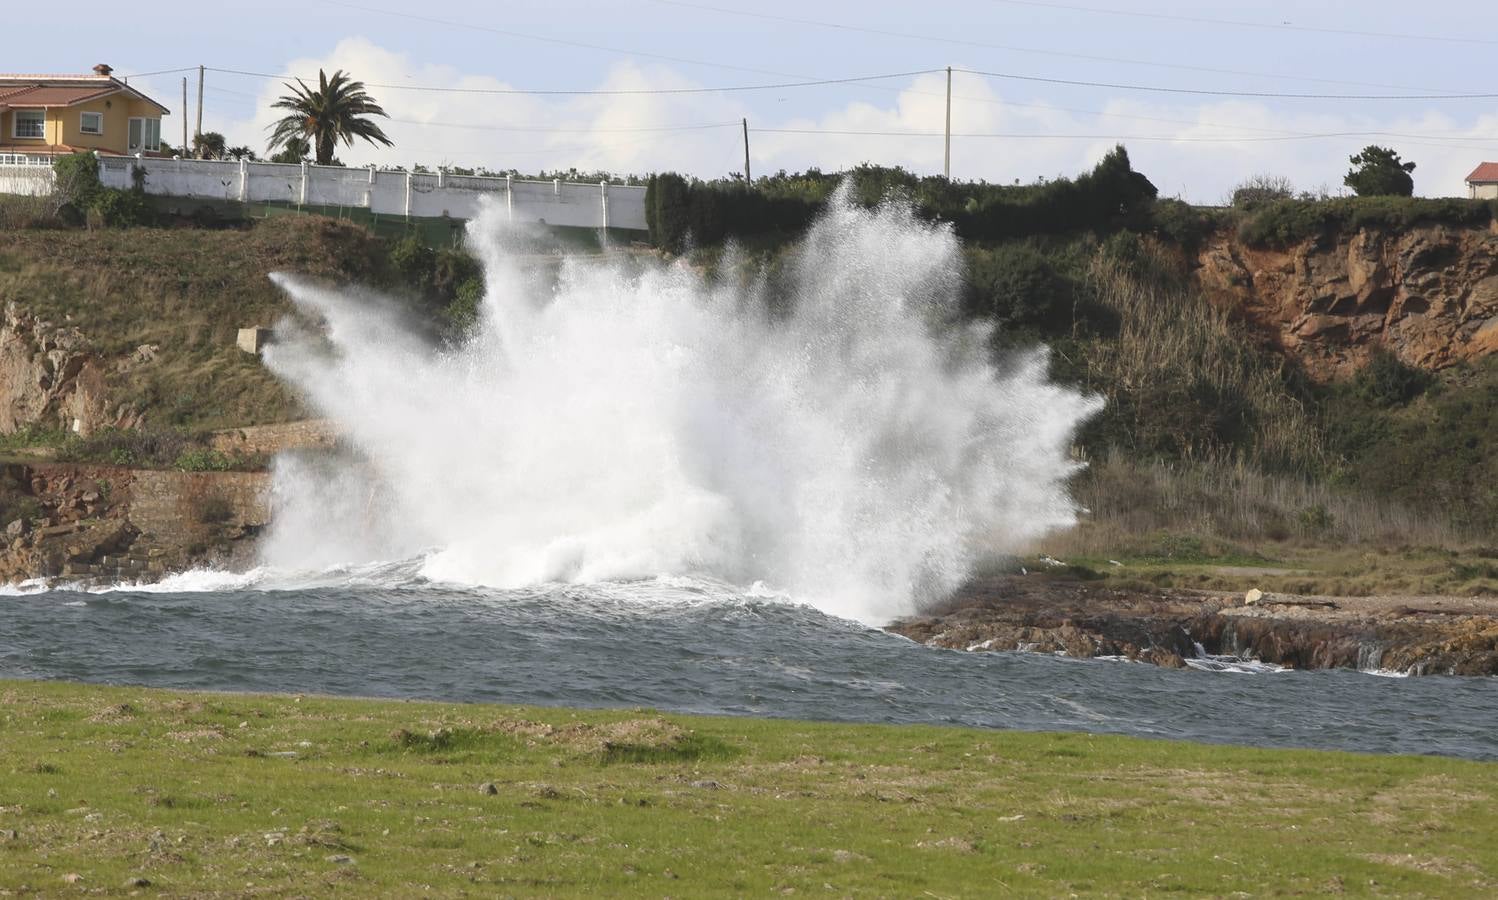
<box><xmin>0</xmin><ymin>84</ymin><xmax>118</xmax><ymax>108</ymax></box>
<box><xmin>1467</xmin><ymin>162</ymin><xmax>1498</xmax><ymax>184</ymax></box>
<box><xmin>0</xmin><ymin>74</ymin><xmax>169</xmax><ymax>114</ymax></box>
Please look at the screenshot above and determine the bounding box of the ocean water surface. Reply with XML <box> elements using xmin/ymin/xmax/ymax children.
<box><xmin>4</xmin><ymin>574</ymin><xmax>1495</xmax><ymax>761</ymax></box>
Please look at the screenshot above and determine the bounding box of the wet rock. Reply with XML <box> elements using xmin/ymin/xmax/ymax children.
<box><xmin>888</xmin><ymin>575</ymin><xmax>1498</xmax><ymax>677</ymax></box>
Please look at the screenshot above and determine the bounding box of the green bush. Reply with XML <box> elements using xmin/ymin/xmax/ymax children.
<box><xmin>389</xmin><ymin>235</ymin><xmax>436</xmax><ymax>286</ymax></box>
<box><xmin>58</xmin><ymin>427</ymin><xmax>189</xmax><ymax>469</ymax></box>
<box><xmin>446</xmin><ymin>276</ymin><xmax>483</xmax><ymax>334</ymax></box>
<box><xmin>643</xmin><ymin>146</ymin><xmax>1158</xmax><ymax>250</ymax></box>
<box><xmin>51</xmin><ymin>152</ymin><xmax>103</xmax><ymax>210</ymax></box>
<box><xmin>964</xmin><ymin>243</ymin><xmax>1078</xmax><ymax>331</ymax></box>
<box><xmin>1323</xmin><ymin>355</ymin><xmax>1498</xmax><ymax>535</ymax></box>
<box><xmin>1239</xmin><ymin>197</ymin><xmax>1496</xmax><ymax>248</ymax></box>
<box><xmin>1354</xmin><ymin>349</ymin><xmax>1430</xmax><ymax>407</ymax></box>
<box><xmin>89</xmin><ymin>188</ymin><xmax>151</xmax><ymax>227</ymax></box>
<box><xmin>173</xmin><ymin>448</ymin><xmax>233</xmax><ymax>472</ymax></box>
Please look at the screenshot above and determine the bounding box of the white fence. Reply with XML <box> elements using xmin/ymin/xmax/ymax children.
<box><xmin>97</xmin><ymin>157</ymin><xmax>647</xmax><ymax>230</ymax></box>
<box><xmin>0</xmin><ymin>165</ymin><xmax>54</xmax><ymax>197</ymax></box>
<box><xmin>0</xmin><ymin>156</ymin><xmax>648</xmax><ymax>231</ymax></box>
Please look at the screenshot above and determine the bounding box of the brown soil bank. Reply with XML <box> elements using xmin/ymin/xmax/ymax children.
<box><xmin>889</xmin><ymin>575</ymin><xmax>1498</xmax><ymax>676</ymax></box>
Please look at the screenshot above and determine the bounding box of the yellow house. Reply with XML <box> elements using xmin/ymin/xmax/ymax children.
<box><xmin>0</xmin><ymin>64</ymin><xmax>170</xmax><ymax>165</ymax></box>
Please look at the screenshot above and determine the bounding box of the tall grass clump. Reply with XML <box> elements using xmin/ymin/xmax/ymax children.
<box><xmin>1076</xmin><ymin>244</ymin><xmax>1323</xmax><ymax>472</ymax></box>
<box><xmin>1044</xmin><ymin>452</ymin><xmax>1462</xmax><ymax>558</ymax></box>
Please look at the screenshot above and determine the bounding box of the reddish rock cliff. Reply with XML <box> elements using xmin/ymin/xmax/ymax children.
<box><xmin>1195</xmin><ymin>223</ymin><xmax>1498</xmax><ymax>380</ymax></box>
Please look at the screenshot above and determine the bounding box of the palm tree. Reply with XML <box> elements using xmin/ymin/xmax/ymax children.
<box><xmin>266</xmin><ymin>69</ymin><xmax>393</xmax><ymax>166</ymax></box>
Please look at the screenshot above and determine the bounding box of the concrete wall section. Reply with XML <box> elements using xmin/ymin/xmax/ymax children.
<box><xmin>0</xmin><ymin>165</ymin><xmax>52</xmax><ymax>196</ymax></box>
<box><xmin>89</xmin><ymin>157</ymin><xmax>646</xmax><ymax>230</ymax></box>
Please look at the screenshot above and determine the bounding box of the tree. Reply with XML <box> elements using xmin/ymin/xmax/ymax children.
<box><xmin>268</xmin><ymin>136</ymin><xmax>310</xmax><ymax>165</ymax></box>
<box><xmin>225</xmin><ymin>146</ymin><xmax>258</xmax><ymax>162</ymax></box>
<box><xmin>1344</xmin><ymin>146</ymin><xmax>1415</xmax><ymax>197</ymax></box>
<box><xmin>1231</xmin><ymin>173</ymin><xmax>1294</xmax><ymax>210</ymax></box>
<box><xmin>266</xmin><ymin>69</ymin><xmax>393</xmax><ymax>166</ymax></box>
<box><xmin>192</xmin><ymin>131</ymin><xmax>226</xmax><ymax>160</ymax></box>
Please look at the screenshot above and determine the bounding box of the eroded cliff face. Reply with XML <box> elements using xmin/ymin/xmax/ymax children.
<box><xmin>1196</xmin><ymin>223</ymin><xmax>1498</xmax><ymax>380</ymax></box>
<box><xmin>0</xmin><ymin>302</ymin><xmax>139</xmax><ymax>435</ymax></box>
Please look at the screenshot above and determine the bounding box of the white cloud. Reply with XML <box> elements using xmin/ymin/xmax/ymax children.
<box><xmin>216</xmin><ymin>38</ymin><xmax>1498</xmax><ymax>201</ymax></box>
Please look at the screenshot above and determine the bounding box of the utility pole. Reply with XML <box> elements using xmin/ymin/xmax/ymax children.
<box><xmin>196</xmin><ymin>64</ymin><xmax>205</xmax><ymax>158</ymax></box>
<box><xmin>181</xmin><ymin>78</ymin><xmax>189</xmax><ymax>157</ymax></box>
<box><xmin>944</xmin><ymin>66</ymin><xmax>952</xmax><ymax>181</ymax></box>
<box><xmin>742</xmin><ymin>118</ymin><xmax>751</xmax><ymax>185</ymax></box>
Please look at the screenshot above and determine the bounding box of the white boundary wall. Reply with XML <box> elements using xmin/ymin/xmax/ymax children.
<box><xmin>0</xmin><ymin>165</ymin><xmax>54</xmax><ymax>197</ymax></box>
<box><xmin>83</xmin><ymin>156</ymin><xmax>648</xmax><ymax>230</ymax></box>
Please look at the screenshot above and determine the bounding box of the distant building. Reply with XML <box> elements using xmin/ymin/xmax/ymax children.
<box><xmin>0</xmin><ymin>64</ymin><xmax>170</xmax><ymax>165</ymax></box>
<box><xmin>1466</xmin><ymin>162</ymin><xmax>1498</xmax><ymax>200</ymax></box>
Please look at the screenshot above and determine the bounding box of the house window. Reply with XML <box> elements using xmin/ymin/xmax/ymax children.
<box><xmin>80</xmin><ymin>111</ymin><xmax>103</xmax><ymax>135</ymax></box>
<box><xmin>127</xmin><ymin>117</ymin><xmax>161</xmax><ymax>153</ymax></box>
<box><xmin>13</xmin><ymin>110</ymin><xmax>45</xmax><ymax>139</ymax></box>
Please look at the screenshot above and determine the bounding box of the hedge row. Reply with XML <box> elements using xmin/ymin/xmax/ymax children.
<box><xmin>1238</xmin><ymin>196</ymin><xmax>1498</xmax><ymax>248</ymax></box>
<box><xmin>645</xmin><ymin>146</ymin><xmax>1159</xmax><ymax>251</ymax></box>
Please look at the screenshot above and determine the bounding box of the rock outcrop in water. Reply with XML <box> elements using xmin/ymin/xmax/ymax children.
<box><xmin>889</xmin><ymin>575</ymin><xmax>1498</xmax><ymax>676</ymax></box>
<box><xmin>0</xmin><ymin>462</ymin><xmax>267</xmax><ymax>584</ymax></box>
<box><xmin>1195</xmin><ymin>224</ymin><xmax>1498</xmax><ymax>380</ymax></box>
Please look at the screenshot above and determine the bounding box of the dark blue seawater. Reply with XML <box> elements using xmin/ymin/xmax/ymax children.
<box><xmin>3</xmin><ymin>578</ymin><xmax>1496</xmax><ymax>760</ymax></box>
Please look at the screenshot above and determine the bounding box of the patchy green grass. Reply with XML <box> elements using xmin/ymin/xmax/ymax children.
<box><xmin>0</xmin><ymin>218</ymin><xmax>395</xmax><ymax>431</ymax></box>
<box><xmin>1</xmin><ymin>680</ymin><xmax>1495</xmax><ymax>896</ymax></box>
<box><xmin>1036</xmin><ymin>542</ymin><xmax>1498</xmax><ymax>598</ymax></box>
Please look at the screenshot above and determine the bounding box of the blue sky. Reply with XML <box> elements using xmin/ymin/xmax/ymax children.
<box><xmin>19</xmin><ymin>1</ymin><xmax>1498</xmax><ymax>200</ymax></box>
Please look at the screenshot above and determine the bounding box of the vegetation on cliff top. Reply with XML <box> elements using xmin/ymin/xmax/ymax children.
<box><xmin>2</xmin><ymin>679</ymin><xmax>1495</xmax><ymax>896</ymax></box>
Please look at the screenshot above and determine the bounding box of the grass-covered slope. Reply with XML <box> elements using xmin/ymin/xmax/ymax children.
<box><xmin>1</xmin><ymin>680</ymin><xmax>1495</xmax><ymax>896</ymax></box>
<box><xmin>0</xmin><ymin>217</ymin><xmax>393</xmax><ymax>431</ymax></box>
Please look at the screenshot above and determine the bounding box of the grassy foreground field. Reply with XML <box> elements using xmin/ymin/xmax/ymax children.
<box><xmin>1</xmin><ymin>681</ymin><xmax>1495</xmax><ymax>897</ymax></box>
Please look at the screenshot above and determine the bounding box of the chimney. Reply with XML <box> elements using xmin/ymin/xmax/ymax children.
<box><xmin>92</xmin><ymin>64</ymin><xmax>113</xmax><ymax>77</ymax></box>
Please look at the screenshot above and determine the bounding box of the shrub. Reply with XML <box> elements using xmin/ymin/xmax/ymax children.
<box><xmin>89</xmin><ymin>188</ymin><xmax>151</xmax><ymax>227</ymax></box>
<box><xmin>964</xmin><ymin>243</ymin><xmax>1077</xmax><ymax>331</ymax></box>
<box><xmin>173</xmin><ymin>448</ymin><xmax>232</xmax><ymax>472</ymax></box>
<box><xmin>389</xmin><ymin>235</ymin><xmax>436</xmax><ymax>286</ymax></box>
<box><xmin>1323</xmin><ymin>355</ymin><xmax>1498</xmax><ymax>536</ymax></box>
<box><xmin>1230</xmin><ymin>174</ymin><xmax>1294</xmax><ymax>210</ymax></box>
<box><xmin>1238</xmin><ymin>197</ymin><xmax>1496</xmax><ymax>248</ymax></box>
<box><xmin>643</xmin><ymin>146</ymin><xmax>1159</xmax><ymax>250</ymax></box>
<box><xmin>446</xmin><ymin>276</ymin><xmax>484</xmax><ymax>334</ymax></box>
<box><xmin>1149</xmin><ymin>199</ymin><xmax>1222</xmax><ymax>253</ymax></box>
<box><xmin>1354</xmin><ymin>349</ymin><xmax>1429</xmax><ymax>407</ymax></box>
<box><xmin>51</xmin><ymin>152</ymin><xmax>102</xmax><ymax>211</ymax></box>
<box><xmin>58</xmin><ymin>427</ymin><xmax>189</xmax><ymax>469</ymax></box>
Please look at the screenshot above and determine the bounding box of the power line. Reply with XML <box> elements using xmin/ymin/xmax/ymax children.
<box><xmin>152</xmin><ymin>66</ymin><xmax>1498</xmax><ymax>147</ymax></box>
<box><xmin>955</xmin><ymin>68</ymin><xmax>1498</xmax><ymax>101</ymax></box>
<box><xmin>649</xmin><ymin>0</ymin><xmax>1453</xmax><ymax>94</ymax></box>
<box><xmin>208</xmin><ymin>66</ymin><xmax>943</xmax><ymax>96</ymax></box>
<box><xmin>987</xmin><ymin>0</ymin><xmax>1498</xmax><ymax>47</ymax></box>
<box><xmin>389</xmin><ymin>119</ymin><xmax>740</xmax><ymax>134</ymax></box>
<box><xmin>752</xmin><ymin>127</ymin><xmax>1498</xmax><ymax>146</ymax></box>
<box><xmin>120</xmin><ymin>66</ymin><xmax>199</xmax><ymax>79</ymax></box>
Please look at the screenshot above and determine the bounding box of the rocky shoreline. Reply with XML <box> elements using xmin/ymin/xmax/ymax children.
<box><xmin>4</xmin><ymin>456</ymin><xmax>1496</xmax><ymax>677</ymax></box>
<box><xmin>888</xmin><ymin>575</ymin><xmax>1498</xmax><ymax>676</ymax></box>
